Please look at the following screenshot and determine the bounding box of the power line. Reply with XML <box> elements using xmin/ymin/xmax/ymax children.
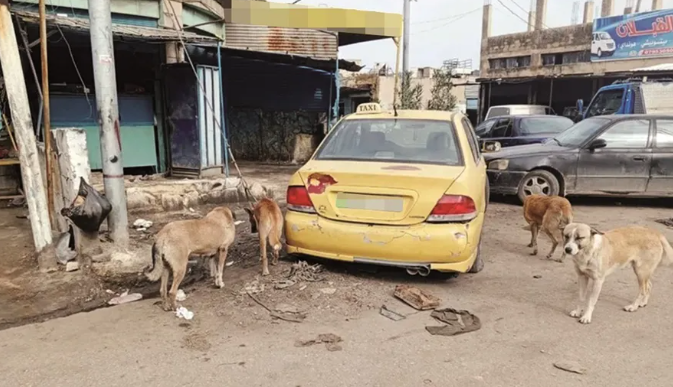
<box><xmin>497</xmin><ymin>0</ymin><xmax>530</xmax><ymax>27</ymax></box>
<box><xmin>504</xmin><ymin>0</ymin><xmax>551</xmax><ymax>30</ymax></box>
<box><xmin>412</xmin><ymin>7</ymin><xmax>482</xmax><ymax>35</ymax></box>
<box><xmin>413</xmin><ymin>6</ymin><xmax>482</xmax><ymax>25</ymax></box>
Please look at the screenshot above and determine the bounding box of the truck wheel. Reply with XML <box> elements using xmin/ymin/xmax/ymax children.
<box><xmin>517</xmin><ymin>170</ymin><xmax>560</xmax><ymax>204</ymax></box>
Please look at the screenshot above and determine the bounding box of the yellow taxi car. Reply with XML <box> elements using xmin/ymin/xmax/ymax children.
<box><xmin>284</xmin><ymin>103</ymin><xmax>488</xmax><ymax>277</ymax></box>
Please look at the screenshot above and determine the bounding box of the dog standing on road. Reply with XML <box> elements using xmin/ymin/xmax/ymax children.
<box><xmin>244</xmin><ymin>198</ymin><xmax>284</xmax><ymax>276</ymax></box>
<box><xmin>144</xmin><ymin>207</ymin><xmax>236</xmax><ymax>311</ymax></box>
<box><xmin>562</xmin><ymin>223</ymin><xmax>673</xmax><ymax>324</ymax></box>
<box><xmin>523</xmin><ymin>194</ymin><xmax>573</xmax><ymax>261</ymax></box>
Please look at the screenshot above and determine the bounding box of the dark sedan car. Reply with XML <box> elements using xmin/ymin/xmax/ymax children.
<box><xmin>484</xmin><ymin>115</ymin><xmax>673</xmax><ymax>203</ymax></box>
<box><xmin>475</xmin><ymin>115</ymin><xmax>574</xmax><ymax>149</ymax></box>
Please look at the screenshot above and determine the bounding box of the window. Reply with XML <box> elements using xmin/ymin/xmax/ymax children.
<box><xmin>462</xmin><ymin>118</ymin><xmax>481</xmax><ymax>163</ymax></box>
<box><xmin>489</xmin><ymin>56</ymin><xmax>531</xmax><ymax>69</ymax></box>
<box><xmin>475</xmin><ymin>119</ymin><xmax>497</xmax><ymax>137</ymax></box>
<box><xmin>520</xmin><ymin>117</ymin><xmax>574</xmax><ymax>135</ymax></box>
<box><xmin>585</xmin><ymin>89</ymin><xmax>624</xmax><ymax>118</ymax></box>
<box><xmin>316</xmin><ymin>119</ymin><xmax>462</xmax><ymax>166</ymax></box>
<box><xmin>656</xmin><ymin>120</ymin><xmax>673</xmax><ymax>148</ymax></box>
<box><xmin>597</xmin><ymin>120</ymin><xmax>650</xmax><ymax>148</ymax></box>
<box><xmin>555</xmin><ymin>117</ymin><xmax>609</xmax><ymax>148</ymax></box>
<box><xmin>486</xmin><ymin>107</ymin><xmax>510</xmax><ymax>119</ymax></box>
<box><xmin>491</xmin><ymin>118</ymin><xmax>512</xmax><ymax>138</ymax></box>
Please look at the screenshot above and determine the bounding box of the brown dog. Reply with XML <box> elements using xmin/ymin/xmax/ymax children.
<box><xmin>523</xmin><ymin>194</ymin><xmax>573</xmax><ymax>261</ymax></box>
<box><xmin>244</xmin><ymin>198</ymin><xmax>284</xmax><ymax>276</ymax></box>
<box><xmin>144</xmin><ymin>207</ymin><xmax>236</xmax><ymax>311</ymax></box>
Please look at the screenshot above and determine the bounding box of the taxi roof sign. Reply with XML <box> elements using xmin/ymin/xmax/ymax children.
<box><xmin>356</xmin><ymin>103</ymin><xmax>383</xmax><ymax>114</ymax></box>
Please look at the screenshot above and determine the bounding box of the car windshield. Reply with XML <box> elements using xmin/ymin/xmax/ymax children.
<box><xmin>553</xmin><ymin>118</ymin><xmax>609</xmax><ymax>148</ymax></box>
<box><xmin>598</xmin><ymin>32</ymin><xmax>611</xmax><ymax>39</ymax></box>
<box><xmin>520</xmin><ymin>117</ymin><xmax>574</xmax><ymax>135</ymax></box>
<box><xmin>475</xmin><ymin>120</ymin><xmax>496</xmax><ymax>136</ymax></box>
<box><xmin>487</xmin><ymin>107</ymin><xmax>510</xmax><ymax>119</ymax></box>
<box><xmin>315</xmin><ymin>119</ymin><xmax>462</xmax><ymax>166</ymax></box>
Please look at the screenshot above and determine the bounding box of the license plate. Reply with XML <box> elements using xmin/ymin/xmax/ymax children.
<box><xmin>335</xmin><ymin>193</ymin><xmax>403</xmax><ymax>212</ymax></box>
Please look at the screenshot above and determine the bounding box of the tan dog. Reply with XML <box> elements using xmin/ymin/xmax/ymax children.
<box><xmin>144</xmin><ymin>207</ymin><xmax>236</xmax><ymax>311</ymax></box>
<box><xmin>244</xmin><ymin>198</ymin><xmax>283</xmax><ymax>276</ymax></box>
<box><xmin>563</xmin><ymin>223</ymin><xmax>673</xmax><ymax>324</ymax></box>
<box><xmin>523</xmin><ymin>194</ymin><xmax>573</xmax><ymax>261</ymax></box>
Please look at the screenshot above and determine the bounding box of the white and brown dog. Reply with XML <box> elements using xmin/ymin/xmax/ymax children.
<box><xmin>562</xmin><ymin>223</ymin><xmax>673</xmax><ymax>324</ymax></box>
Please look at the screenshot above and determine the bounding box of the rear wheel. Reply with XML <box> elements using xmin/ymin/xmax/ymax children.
<box><xmin>468</xmin><ymin>237</ymin><xmax>484</xmax><ymax>274</ymax></box>
<box><xmin>517</xmin><ymin>170</ymin><xmax>560</xmax><ymax>204</ymax></box>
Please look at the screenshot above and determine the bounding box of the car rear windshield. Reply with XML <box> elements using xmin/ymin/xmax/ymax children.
<box><xmin>315</xmin><ymin>119</ymin><xmax>462</xmax><ymax>166</ymax></box>
<box><xmin>520</xmin><ymin>117</ymin><xmax>574</xmax><ymax>135</ymax></box>
<box><xmin>487</xmin><ymin>107</ymin><xmax>510</xmax><ymax>119</ymax></box>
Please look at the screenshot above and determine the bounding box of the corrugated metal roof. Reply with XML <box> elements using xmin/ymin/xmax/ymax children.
<box><xmin>631</xmin><ymin>64</ymin><xmax>673</xmax><ymax>72</ymax></box>
<box><xmin>224</xmin><ymin>23</ymin><xmax>337</xmax><ymax>60</ymax></box>
<box><xmin>14</xmin><ymin>10</ymin><xmax>217</xmax><ymax>43</ymax></box>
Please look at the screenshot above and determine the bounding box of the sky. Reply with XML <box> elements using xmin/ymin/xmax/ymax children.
<box><xmin>273</xmin><ymin>0</ymin><xmax>673</xmax><ymax>70</ymax></box>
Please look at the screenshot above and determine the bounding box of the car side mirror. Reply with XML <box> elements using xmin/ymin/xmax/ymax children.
<box><xmin>588</xmin><ymin>138</ymin><xmax>607</xmax><ymax>150</ymax></box>
<box><xmin>576</xmin><ymin>99</ymin><xmax>584</xmax><ymax>115</ymax></box>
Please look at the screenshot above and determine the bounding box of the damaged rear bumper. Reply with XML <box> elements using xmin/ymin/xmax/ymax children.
<box><xmin>284</xmin><ymin>212</ymin><xmax>484</xmax><ymax>273</ymax></box>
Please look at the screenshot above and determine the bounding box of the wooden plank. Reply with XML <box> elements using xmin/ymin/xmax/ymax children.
<box><xmin>0</xmin><ymin>158</ymin><xmax>20</xmax><ymax>166</ymax></box>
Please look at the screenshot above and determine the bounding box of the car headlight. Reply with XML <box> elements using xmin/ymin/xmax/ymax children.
<box><xmin>488</xmin><ymin>159</ymin><xmax>509</xmax><ymax>170</ymax></box>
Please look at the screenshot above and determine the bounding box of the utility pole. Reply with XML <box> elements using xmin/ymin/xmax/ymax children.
<box><xmin>0</xmin><ymin>0</ymin><xmax>53</xmax><ymax>254</ymax></box>
<box><xmin>39</xmin><ymin>0</ymin><xmax>55</xmax><ymax>225</ymax></box>
<box><xmin>402</xmin><ymin>0</ymin><xmax>411</xmax><ymax>74</ymax></box>
<box><xmin>87</xmin><ymin>0</ymin><xmax>129</xmax><ymax>246</ymax></box>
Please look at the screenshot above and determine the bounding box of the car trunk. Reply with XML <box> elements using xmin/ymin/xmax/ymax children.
<box><xmin>298</xmin><ymin>160</ymin><xmax>464</xmax><ymax>226</ymax></box>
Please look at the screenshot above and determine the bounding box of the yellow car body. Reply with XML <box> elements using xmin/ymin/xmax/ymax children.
<box><xmin>284</xmin><ymin>104</ymin><xmax>488</xmax><ymax>274</ymax></box>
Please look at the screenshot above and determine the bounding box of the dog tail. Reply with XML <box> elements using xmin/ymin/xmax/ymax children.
<box><xmin>661</xmin><ymin>235</ymin><xmax>673</xmax><ymax>265</ymax></box>
<box><xmin>269</xmin><ymin>231</ymin><xmax>282</xmax><ymax>253</ymax></box>
<box><xmin>144</xmin><ymin>242</ymin><xmax>164</xmax><ymax>282</ymax></box>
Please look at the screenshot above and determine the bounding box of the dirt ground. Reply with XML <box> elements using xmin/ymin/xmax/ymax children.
<box><xmin>2</xmin><ymin>164</ymin><xmax>673</xmax><ymax>386</ymax></box>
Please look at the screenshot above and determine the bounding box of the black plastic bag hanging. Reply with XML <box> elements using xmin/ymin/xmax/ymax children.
<box><xmin>61</xmin><ymin>177</ymin><xmax>112</xmax><ymax>233</ymax></box>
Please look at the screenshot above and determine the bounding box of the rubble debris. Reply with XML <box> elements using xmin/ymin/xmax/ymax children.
<box><xmin>655</xmin><ymin>218</ymin><xmax>673</xmax><ymax>228</ymax></box>
<box><xmin>226</xmin><ymin>260</ymin><xmax>235</xmax><ymax>267</ymax></box>
<box><xmin>234</xmin><ymin>220</ymin><xmax>244</xmax><ymax>226</ymax></box>
<box><xmin>240</xmin><ymin>280</ymin><xmax>265</xmax><ymax>295</ymax></box>
<box><xmin>55</xmin><ymin>228</ymin><xmax>77</xmax><ymax>264</ymax></box>
<box><xmin>176</xmin><ymin>289</ymin><xmax>187</xmax><ymax>302</ymax></box>
<box><xmin>108</xmin><ymin>293</ymin><xmax>143</xmax><ymax>306</ymax></box>
<box><xmin>553</xmin><ymin>360</ymin><xmax>586</xmax><ymax>375</ymax></box>
<box><xmin>246</xmin><ymin>292</ymin><xmax>306</xmax><ymax>323</ymax></box>
<box><xmin>8</xmin><ymin>195</ymin><xmax>25</xmax><ymax>207</ymax></box>
<box><xmin>425</xmin><ymin>308</ymin><xmax>481</xmax><ymax>337</ymax></box>
<box><xmin>133</xmin><ymin>218</ymin><xmax>153</xmax><ymax>231</ymax></box>
<box><xmin>533</xmin><ymin>275</ymin><xmax>542</xmax><ymax>279</ymax></box>
<box><xmin>274</xmin><ymin>261</ymin><xmax>324</xmax><ymax>289</ymax></box>
<box><xmin>319</xmin><ymin>288</ymin><xmax>337</xmax><ymax>295</ymax></box>
<box><xmin>176</xmin><ymin>306</ymin><xmax>195</xmax><ymax>320</ymax></box>
<box><xmin>379</xmin><ymin>304</ymin><xmax>406</xmax><ymax>321</ymax></box>
<box><xmin>65</xmin><ymin>261</ymin><xmax>80</xmax><ymax>272</ymax></box>
<box><xmin>60</xmin><ymin>177</ymin><xmax>112</xmax><ymax>233</ymax></box>
<box><xmin>394</xmin><ymin>285</ymin><xmax>440</xmax><ymax>311</ymax></box>
<box><xmin>295</xmin><ymin>333</ymin><xmax>343</xmax><ymax>351</ymax></box>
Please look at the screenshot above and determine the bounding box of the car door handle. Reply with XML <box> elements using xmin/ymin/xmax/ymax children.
<box><xmin>633</xmin><ymin>156</ymin><xmax>646</xmax><ymax>161</ymax></box>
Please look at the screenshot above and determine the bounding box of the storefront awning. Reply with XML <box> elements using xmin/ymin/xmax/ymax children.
<box><xmin>13</xmin><ymin>10</ymin><xmax>218</xmax><ymax>43</ymax></box>
<box><xmin>218</xmin><ymin>0</ymin><xmax>402</xmax><ymax>46</ymax></box>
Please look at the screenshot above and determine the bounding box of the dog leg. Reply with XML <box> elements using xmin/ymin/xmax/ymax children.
<box><xmin>260</xmin><ymin>237</ymin><xmax>269</xmax><ymax>276</ymax></box>
<box><xmin>624</xmin><ymin>262</ymin><xmax>653</xmax><ymax>312</ymax></box>
<box><xmin>570</xmin><ymin>273</ymin><xmax>588</xmax><ymax>318</ymax></box>
<box><xmin>215</xmin><ymin>247</ymin><xmax>228</xmax><ymax>289</ymax></box>
<box><xmin>168</xmin><ymin>267</ymin><xmax>186</xmax><ymax>311</ymax></box>
<box><xmin>209</xmin><ymin>257</ymin><xmax>217</xmax><ymax>278</ymax></box>
<box><xmin>579</xmin><ymin>277</ymin><xmax>604</xmax><ymax>324</ymax></box>
<box><xmin>529</xmin><ymin>223</ymin><xmax>540</xmax><ymax>255</ymax></box>
<box><xmin>160</xmin><ymin>269</ymin><xmax>170</xmax><ymax>311</ymax></box>
<box><xmin>544</xmin><ymin>229</ymin><xmax>562</xmax><ymax>262</ymax></box>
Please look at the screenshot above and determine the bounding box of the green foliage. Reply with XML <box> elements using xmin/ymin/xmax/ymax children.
<box><xmin>426</xmin><ymin>68</ymin><xmax>457</xmax><ymax>111</ymax></box>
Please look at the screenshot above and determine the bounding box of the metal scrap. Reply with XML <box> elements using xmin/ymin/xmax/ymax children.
<box><xmin>274</xmin><ymin>260</ymin><xmax>324</xmax><ymax>289</ymax></box>
<box><xmin>394</xmin><ymin>285</ymin><xmax>440</xmax><ymax>311</ymax></box>
<box><xmin>380</xmin><ymin>304</ymin><xmax>406</xmax><ymax>321</ymax></box>
<box><xmin>247</xmin><ymin>292</ymin><xmax>306</xmax><ymax>323</ymax></box>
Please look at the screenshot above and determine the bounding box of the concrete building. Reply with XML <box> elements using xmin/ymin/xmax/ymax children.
<box><xmin>478</xmin><ymin>0</ymin><xmax>673</xmax><ymax>121</ymax></box>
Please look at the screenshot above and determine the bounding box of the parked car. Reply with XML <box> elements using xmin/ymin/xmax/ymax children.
<box><xmin>475</xmin><ymin>115</ymin><xmax>574</xmax><ymax>149</ymax></box>
<box><xmin>284</xmin><ymin>103</ymin><xmax>488</xmax><ymax>276</ymax></box>
<box><xmin>484</xmin><ymin>105</ymin><xmax>555</xmax><ymax>120</ymax></box>
<box><xmin>484</xmin><ymin>115</ymin><xmax>673</xmax><ymax>203</ymax></box>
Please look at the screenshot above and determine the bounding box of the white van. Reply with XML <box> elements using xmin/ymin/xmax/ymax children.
<box><xmin>591</xmin><ymin>31</ymin><xmax>616</xmax><ymax>58</ymax></box>
<box><xmin>485</xmin><ymin>105</ymin><xmax>554</xmax><ymax>120</ymax></box>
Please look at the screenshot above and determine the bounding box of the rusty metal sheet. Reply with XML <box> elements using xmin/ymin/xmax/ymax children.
<box><xmin>224</xmin><ymin>23</ymin><xmax>337</xmax><ymax>60</ymax></box>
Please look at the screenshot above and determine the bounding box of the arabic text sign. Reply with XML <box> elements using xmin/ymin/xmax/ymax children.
<box><xmin>592</xmin><ymin>9</ymin><xmax>673</xmax><ymax>62</ymax></box>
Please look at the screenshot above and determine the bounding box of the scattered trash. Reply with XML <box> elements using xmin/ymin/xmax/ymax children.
<box><xmin>234</xmin><ymin>220</ymin><xmax>244</xmax><ymax>226</ymax></box>
<box><xmin>553</xmin><ymin>360</ymin><xmax>586</xmax><ymax>375</ymax></box>
<box><xmin>533</xmin><ymin>275</ymin><xmax>542</xmax><ymax>279</ymax></box>
<box><xmin>240</xmin><ymin>280</ymin><xmax>265</xmax><ymax>295</ymax></box>
<box><xmin>425</xmin><ymin>308</ymin><xmax>481</xmax><ymax>336</ymax></box>
<box><xmin>295</xmin><ymin>333</ymin><xmax>343</xmax><ymax>351</ymax></box>
<box><xmin>380</xmin><ymin>304</ymin><xmax>406</xmax><ymax>321</ymax></box>
<box><xmin>8</xmin><ymin>195</ymin><xmax>25</xmax><ymax>207</ymax></box>
<box><xmin>176</xmin><ymin>306</ymin><xmax>195</xmax><ymax>320</ymax></box>
<box><xmin>225</xmin><ymin>261</ymin><xmax>235</xmax><ymax>267</ymax></box>
<box><xmin>246</xmin><ymin>292</ymin><xmax>306</xmax><ymax>323</ymax></box>
<box><xmin>176</xmin><ymin>289</ymin><xmax>187</xmax><ymax>302</ymax></box>
<box><xmin>108</xmin><ymin>293</ymin><xmax>143</xmax><ymax>305</ymax></box>
<box><xmin>105</xmin><ymin>289</ymin><xmax>115</xmax><ymax>294</ymax></box>
<box><xmin>655</xmin><ymin>218</ymin><xmax>673</xmax><ymax>228</ymax></box>
<box><xmin>394</xmin><ymin>285</ymin><xmax>440</xmax><ymax>311</ymax></box>
<box><xmin>274</xmin><ymin>279</ymin><xmax>295</xmax><ymax>290</ymax></box>
<box><xmin>133</xmin><ymin>218</ymin><xmax>153</xmax><ymax>231</ymax></box>
<box><xmin>55</xmin><ymin>227</ymin><xmax>77</xmax><ymax>264</ymax></box>
<box><xmin>274</xmin><ymin>261</ymin><xmax>323</xmax><ymax>289</ymax></box>
<box><xmin>65</xmin><ymin>261</ymin><xmax>80</xmax><ymax>272</ymax></box>
<box><xmin>319</xmin><ymin>288</ymin><xmax>337</xmax><ymax>295</ymax></box>
<box><xmin>60</xmin><ymin>177</ymin><xmax>112</xmax><ymax>233</ymax></box>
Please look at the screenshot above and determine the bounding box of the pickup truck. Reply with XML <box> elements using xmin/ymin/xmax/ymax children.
<box><xmin>475</xmin><ymin>115</ymin><xmax>574</xmax><ymax>149</ymax></box>
<box><xmin>580</xmin><ymin>79</ymin><xmax>673</xmax><ymax>120</ymax></box>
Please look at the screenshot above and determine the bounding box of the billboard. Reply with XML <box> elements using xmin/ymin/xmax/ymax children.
<box><xmin>592</xmin><ymin>9</ymin><xmax>673</xmax><ymax>62</ymax></box>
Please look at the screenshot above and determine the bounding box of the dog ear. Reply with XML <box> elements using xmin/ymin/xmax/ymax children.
<box><xmin>590</xmin><ymin>227</ymin><xmax>604</xmax><ymax>236</ymax></box>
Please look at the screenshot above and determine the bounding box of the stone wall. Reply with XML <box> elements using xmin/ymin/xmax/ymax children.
<box><xmin>227</xmin><ymin>108</ymin><xmax>326</xmax><ymax>161</ymax></box>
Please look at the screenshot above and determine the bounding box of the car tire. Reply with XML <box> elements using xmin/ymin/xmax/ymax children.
<box><xmin>484</xmin><ymin>178</ymin><xmax>490</xmax><ymax>211</ymax></box>
<box><xmin>597</xmin><ymin>48</ymin><xmax>603</xmax><ymax>57</ymax></box>
<box><xmin>468</xmin><ymin>238</ymin><xmax>484</xmax><ymax>274</ymax></box>
<box><xmin>517</xmin><ymin>169</ymin><xmax>560</xmax><ymax>204</ymax></box>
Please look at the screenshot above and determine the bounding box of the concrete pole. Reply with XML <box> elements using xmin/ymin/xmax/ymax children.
<box><xmin>601</xmin><ymin>0</ymin><xmax>614</xmax><ymax>17</ymax></box>
<box><xmin>584</xmin><ymin>1</ymin><xmax>595</xmax><ymax>23</ymax></box>
<box><xmin>39</xmin><ymin>0</ymin><xmax>55</xmax><ymax>226</ymax></box>
<box><xmin>87</xmin><ymin>0</ymin><xmax>129</xmax><ymax>246</ymax></box>
<box><xmin>652</xmin><ymin>0</ymin><xmax>663</xmax><ymax>10</ymax></box>
<box><xmin>402</xmin><ymin>0</ymin><xmax>410</xmax><ymax>74</ymax></box>
<box><xmin>527</xmin><ymin>10</ymin><xmax>536</xmax><ymax>32</ymax></box>
<box><xmin>535</xmin><ymin>0</ymin><xmax>547</xmax><ymax>31</ymax></box>
<box><xmin>0</xmin><ymin>0</ymin><xmax>53</xmax><ymax>253</ymax></box>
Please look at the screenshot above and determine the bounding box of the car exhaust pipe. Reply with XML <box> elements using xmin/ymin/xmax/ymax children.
<box><xmin>406</xmin><ymin>266</ymin><xmax>431</xmax><ymax>277</ymax></box>
<box><xmin>406</xmin><ymin>268</ymin><xmax>419</xmax><ymax>276</ymax></box>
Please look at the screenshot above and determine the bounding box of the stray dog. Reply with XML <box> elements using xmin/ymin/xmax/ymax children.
<box><xmin>244</xmin><ymin>198</ymin><xmax>284</xmax><ymax>276</ymax></box>
<box><xmin>523</xmin><ymin>194</ymin><xmax>573</xmax><ymax>261</ymax></box>
<box><xmin>563</xmin><ymin>223</ymin><xmax>673</xmax><ymax>324</ymax></box>
<box><xmin>144</xmin><ymin>207</ymin><xmax>236</xmax><ymax>311</ymax></box>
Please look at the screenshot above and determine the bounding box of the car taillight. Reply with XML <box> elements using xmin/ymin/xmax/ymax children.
<box><xmin>427</xmin><ymin>195</ymin><xmax>477</xmax><ymax>223</ymax></box>
<box><xmin>286</xmin><ymin>186</ymin><xmax>316</xmax><ymax>213</ymax></box>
